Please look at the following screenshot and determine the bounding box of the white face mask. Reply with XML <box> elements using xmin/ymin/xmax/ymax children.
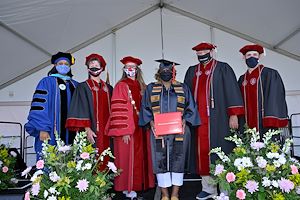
<box><xmin>124</xmin><ymin>67</ymin><xmax>137</xmax><ymax>77</ymax></box>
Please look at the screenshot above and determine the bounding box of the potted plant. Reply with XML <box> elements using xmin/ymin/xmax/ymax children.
<box><xmin>210</xmin><ymin>128</ymin><xmax>300</xmax><ymax>200</ymax></box>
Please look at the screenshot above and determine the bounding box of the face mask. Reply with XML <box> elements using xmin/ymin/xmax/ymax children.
<box><xmin>246</xmin><ymin>57</ymin><xmax>259</xmax><ymax>68</ymax></box>
<box><xmin>160</xmin><ymin>71</ymin><xmax>173</xmax><ymax>82</ymax></box>
<box><xmin>197</xmin><ymin>53</ymin><xmax>212</xmax><ymax>64</ymax></box>
<box><xmin>124</xmin><ymin>68</ymin><xmax>136</xmax><ymax>77</ymax></box>
<box><xmin>88</xmin><ymin>67</ymin><xmax>102</xmax><ymax>77</ymax></box>
<box><xmin>56</xmin><ymin>65</ymin><xmax>70</xmax><ymax>75</ymax></box>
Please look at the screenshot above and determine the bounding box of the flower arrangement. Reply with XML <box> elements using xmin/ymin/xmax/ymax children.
<box><xmin>210</xmin><ymin>128</ymin><xmax>300</xmax><ymax>200</ymax></box>
<box><xmin>23</xmin><ymin>132</ymin><xmax>118</xmax><ymax>200</ymax></box>
<box><xmin>0</xmin><ymin>137</ymin><xmax>17</xmax><ymax>190</ymax></box>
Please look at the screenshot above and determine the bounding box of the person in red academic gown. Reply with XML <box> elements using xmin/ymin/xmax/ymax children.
<box><xmin>238</xmin><ymin>44</ymin><xmax>288</xmax><ymax>136</ymax></box>
<box><xmin>65</xmin><ymin>53</ymin><xmax>112</xmax><ymax>170</ymax></box>
<box><xmin>184</xmin><ymin>43</ymin><xmax>244</xmax><ymax>200</ymax></box>
<box><xmin>105</xmin><ymin>56</ymin><xmax>155</xmax><ymax>199</ymax></box>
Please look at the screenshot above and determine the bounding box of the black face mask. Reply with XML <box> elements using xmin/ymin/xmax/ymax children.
<box><xmin>160</xmin><ymin>71</ymin><xmax>172</xmax><ymax>82</ymax></box>
<box><xmin>198</xmin><ymin>53</ymin><xmax>212</xmax><ymax>64</ymax></box>
<box><xmin>88</xmin><ymin>67</ymin><xmax>102</xmax><ymax>77</ymax></box>
<box><xmin>246</xmin><ymin>57</ymin><xmax>259</xmax><ymax>68</ymax></box>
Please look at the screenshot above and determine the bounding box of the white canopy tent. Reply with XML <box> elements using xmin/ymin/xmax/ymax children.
<box><xmin>0</xmin><ymin>0</ymin><xmax>300</xmax><ymax>163</ymax></box>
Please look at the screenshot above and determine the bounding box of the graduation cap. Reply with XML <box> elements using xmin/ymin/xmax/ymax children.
<box><xmin>239</xmin><ymin>44</ymin><xmax>264</xmax><ymax>55</ymax></box>
<box><xmin>51</xmin><ymin>52</ymin><xmax>75</xmax><ymax>65</ymax></box>
<box><xmin>155</xmin><ymin>59</ymin><xmax>180</xmax><ymax>69</ymax></box>
<box><xmin>192</xmin><ymin>42</ymin><xmax>216</xmax><ymax>51</ymax></box>
<box><xmin>85</xmin><ymin>53</ymin><xmax>107</xmax><ymax>70</ymax></box>
<box><xmin>120</xmin><ymin>56</ymin><xmax>142</xmax><ymax>66</ymax></box>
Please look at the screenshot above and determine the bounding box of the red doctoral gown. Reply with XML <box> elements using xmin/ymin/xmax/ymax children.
<box><xmin>105</xmin><ymin>78</ymin><xmax>154</xmax><ymax>192</ymax></box>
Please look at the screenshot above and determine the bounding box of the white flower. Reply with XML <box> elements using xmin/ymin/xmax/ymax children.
<box><xmin>47</xmin><ymin>195</ymin><xmax>57</xmax><ymax>200</ymax></box>
<box><xmin>10</xmin><ymin>178</ymin><xmax>18</xmax><ymax>184</ymax></box>
<box><xmin>49</xmin><ymin>172</ymin><xmax>60</xmax><ymax>182</ymax></box>
<box><xmin>58</xmin><ymin>145</ymin><xmax>71</xmax><ymax>153</ymax></box>
<box><xmin>49</xmin><ymin>187</ymin><xmax>57</xmax><ymax>194</ymax></box>
<box><xmin>30</xmin><ymin>170</ymin><xmax>44</xmax><ymax>182</ymax></box>
<box><xmin>21</xmin><ymin>166</ymin><xmax>32</xmax><ymax>178</ymax></box>
<box><xmin>272</xmin><ymin>180</ymin><xmax>279</xmax><ymax>188</ymax></box>
<box><xmin>296</xmin><ymin>186</ymin><xmax>300</xmax><ymax>194</ymax></box>
<box><xmin>76</xmin><ymin>160</ymin><xmax>84</xmax><ymax>171</ymax></box>
<box><xmin>107</xmin><ymin>162</ymin><xmax>118</xmax><ymax>173</ymax></box>
<box><xmin>250</xmin><ymin>142</ymin><xmax>265</xmax><ymax>151</ymax></box>
<box><xmin>0</xmin><ymin>160</ymin><xmax>3</xmax><ymax>167</ymax></box>
<box><xmin>262</xmin><ymin>177</ymin><xmax>271</xmax><ymax>187</ymax></box>
<box><xmin>82</xmin><ymin>163</ymin><xmax>92</xmax><ymax>170</ymax></box>
<box><xmin>215</xmin><ymin>193</ymin><xmax>229</xmax><ymax>200</ymax></box>
<box><xmin>44</xmin><ymin>190</ymin><xmax>49</xmax><ymax>198</ymax></box>
<box><xmin>257</xmin><ymin>157</ymin><xmax>267</xmax><ymax>168</ymax></box>
<box><xmin>273</xmin><ymin>160</ymin><xmax>281</xmax><ymax>168</ymax></box>
<box><xmin>278</xmin><ymin>154</ymin><xmax>287</xmax><ymax>165</ymax></box>
<box><xmin>266</xmin><ymin>152</ymin><xmax>280</xmax><ymax>159</ymax></box>
<box><xmin>10</xmin><ymin>151</ymin><xmax>17</xmax><ymax>157</ymax></box>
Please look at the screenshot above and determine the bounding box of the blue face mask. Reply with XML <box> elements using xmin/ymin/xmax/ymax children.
<box><xmin>246</xmin><ymin>57</ymin><xmax>259</xmax><ymax>68</ymax></box>
<box><xmin>56</xmin><ymin>65</ymin><xmax>70</xmax><ymax>75</ymax></box>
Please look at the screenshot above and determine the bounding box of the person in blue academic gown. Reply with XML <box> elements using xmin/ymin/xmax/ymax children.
<box><xmin>25</xmin><ymin>52</ymin><xmax>78</xmax><ymax>160</ymax></box>
<box><xmin>139</xmin><ymin>59</ymin><xmax>200</xmax><ymax>200</ymax></box>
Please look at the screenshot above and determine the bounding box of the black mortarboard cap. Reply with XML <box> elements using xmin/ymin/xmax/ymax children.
<box><xmin>51</xmin><ymin>52</ymin><xmax>75</xmax><ymax>65</ymax></box>
<box><xmin>155</xmin><ymin>59</ymin><xmax>180</xmax><ymax>68</ymax></box>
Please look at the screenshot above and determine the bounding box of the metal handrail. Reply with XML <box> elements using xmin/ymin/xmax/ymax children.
<box><xmin>0</xmin><ymin>121</ymin><xmax>23</xmax><ymax>158</ymax></box>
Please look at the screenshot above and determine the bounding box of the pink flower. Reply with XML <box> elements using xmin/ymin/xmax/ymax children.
<box><xmin>226</xmin><ymin>172</ymin><xmax>236</xmax><ymax>183</ymax></box>
<box><xmin>24</xmin><ymin>191</ymin><xmax>30</xmax><ymax>200</ymax></box>
<box><xmin>278</xmin><ymin>178</ymin><xmax>295</xmax><ymax>193</ymax></box>
<box><xmin>245</xmin><ymin>180</ymin><xmax>259</xmax><ymax>194</ymax></box>
<box><xmin>2</xmin><ymin>166</ymin><xmax>8</xmax><ymax>173</ymax></box>
<box><xmin>76</xmin><ymin>179</ymin><xmax>89</xmax><ymax>192</ymax></box>
<box><xmin>291</xmin><ymin>164</ymin><xmax>299</xmax><ymax>174</ymax></box>
<box><xmin>236</xmin><ymin>189</ymin><xmax>246</xmax><ymax>200</ymax></box>
<box><xmin>107</xmin><ymin>162</ymin><xmax>117</xmax><ymax>173</ymax></box>
<box><xmin>31</xmin><ymin>183</ymin><xmax>40</xmax><ymax>196</ymax></box>
<box><xmin>80</xmin><ymin>152</ymin><xmax>90</xmax><ymax>160</ymax></box>
<box><xmin>214</xmin><ymin>164</ymin><xmax>224</xmax><ymax>176</ymax></box>
<box><xmin>36</xmin><ymin>160</ymin><xmax>44</xmax><ymax>169</ymax></box>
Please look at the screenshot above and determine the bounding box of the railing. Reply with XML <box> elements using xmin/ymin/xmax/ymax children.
<box><xmin>0</xmin><ymin>121</ymin><xmax>23</xmax><ymax>158</ymax></box>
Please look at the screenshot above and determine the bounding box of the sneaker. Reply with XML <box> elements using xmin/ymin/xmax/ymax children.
<box><xmin>196</xmin><ymin>191</ymin><xmax>216</xmax><ymax>200</ymax></box>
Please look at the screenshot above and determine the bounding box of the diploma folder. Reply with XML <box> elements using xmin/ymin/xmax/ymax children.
<box><xmin>154</xmin><ymin>112</ymin><xmax>183</xmax><ymax>136</ymax></box>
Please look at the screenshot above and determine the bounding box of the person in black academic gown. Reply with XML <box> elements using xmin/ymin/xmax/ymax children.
<box><xmin>184</xmin><ymin>43</ymin><xmax>244</xmax><ymax>200</ymax></box>
<box><xmin>238</xmin><ymin>44</ymin><xmax>288</xmax><ymax>136</ymax></box>
<box><xmin>66</xmin><ymin>53</ymin><xmax>113</xmax><ymax>171</ymax></box>
<box><xmin>139</xmin><ymin>59</ymin><xmax>200</xmax><ymax>200</ymax></box>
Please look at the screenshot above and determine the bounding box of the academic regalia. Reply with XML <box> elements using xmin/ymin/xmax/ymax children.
<box><xmin>65</xmin><ymin>79</ymin><xmax>112</xmax><ymax>169</ymax></box>
<box><xmin>25</xmin><ymin>76</ymin><xmax>78</xmax><ymax>159</ymax></box>
<box><xmin>139</xmin><ymin>81</ymin><xmax>200</xmax><ymax>174</ymax></box>
<box><xmin>238</xmin><ymin>65</ymin><xmax>288</xmax><ymax>135</ymax></box>
<box><xmin>105</xmin><ymin>77</ymin><xmax>155</xmax><ymax>192</ymax></box>
<box><xmin>184</xmin><ymin>59</ymin><xmax>244</xmax><ymax>175</ymax></box>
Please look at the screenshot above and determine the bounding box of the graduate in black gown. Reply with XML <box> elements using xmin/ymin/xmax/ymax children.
<box><xmin>139</xmin><ymin>59</ymin><xmax>200</xmax><ymax>200</ymax></box>
<box><xmin>238</xmin><ymin>44</ymin><xmax>288</xmax><ymax>136</ymax></box>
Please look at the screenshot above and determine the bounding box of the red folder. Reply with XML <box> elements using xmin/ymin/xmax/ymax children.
<box><xmin>154</xmin><ymin>112</ymin><xmax>183</xmax><ymax>137</ymax></box>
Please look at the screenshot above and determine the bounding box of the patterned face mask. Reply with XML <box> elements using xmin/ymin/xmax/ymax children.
<box><xmin>124</xmin><ymin>67</ymin><xmax>136</xmax><ymax>77</ymax></box>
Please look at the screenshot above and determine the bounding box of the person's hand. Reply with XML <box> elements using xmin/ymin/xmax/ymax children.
<box><xmin>150</xmin><ymin>120</ymin><xmax>156</xmax><ymax>135</ymax></box>
<box><xmin>229</xmin><ymin>115</ymin><xmax>239</xmax><ymax>129</ymax></box>
<box><xmin>39</xmin><ymin>131</ymin><xmax>50</xmax><ymax>141</ymax></box>
<box><xmin>85</xmin><ymin>127</ymin><xmax>97</xmax><ymax>144</ymax></box>
<box><xmin>182</xmin><ymin>119</ymin><xmax>186</xmax><ymax>134</ymax></box>
<box><xmin>122</xmin><ymin>135</ymin><xmax>130</xmax><ymax>144</ymax></box>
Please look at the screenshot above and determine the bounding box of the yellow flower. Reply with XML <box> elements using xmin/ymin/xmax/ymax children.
<box><xmin>289</xmin><ymin>174</ymin><xmax>300</xmax><ymax>186</ymax></box>
<box><xmin>233</xmin><ymin>147</ymin><xmax>246</xmax><ymax>155</ymax></box>
<box><xmin>96</xmin><ymin>177</ymin><xmax>106</xmax><ymax>187</ymax></box>
<box><xmin>0</xmin><ymin>148</ymin><xmax>8</xmax><ymax>158</ymax></box>
<box><xmin>82</xmin><ymin>144</ymin><xmax>94</xmax><ymax>154</ymax></box>
<box><xmin>57</xmin><ymin>176</ymin><xmax>71</xmax><ymax>186</ymax></box>
<box><xmin>58</xmin><ymin>196</ymin><xmax>70</xmax><ymax>200</ymax></box>
<box><xmin>236</xmin><ymin>169</ymin><xmax>250</xmax><ymax>184</ymax></box>
<box><xmin>266</xmin><ymin>164</ymin><xmax>276</xmax><ymax>172</ymax></box>
<box><xmin>67</xmin><ymin>161</ymin><xmax>76</xmax><ymax>168</ymax></box>
<box><xmin>269</xmin><ymin>143</ymin><xmax>280</xmax><ymax>153</ymax></box>
<box><xmin>273</xmin><ymin>192</ymin><xmax>285</xmax><ymax>200</ymax></box>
